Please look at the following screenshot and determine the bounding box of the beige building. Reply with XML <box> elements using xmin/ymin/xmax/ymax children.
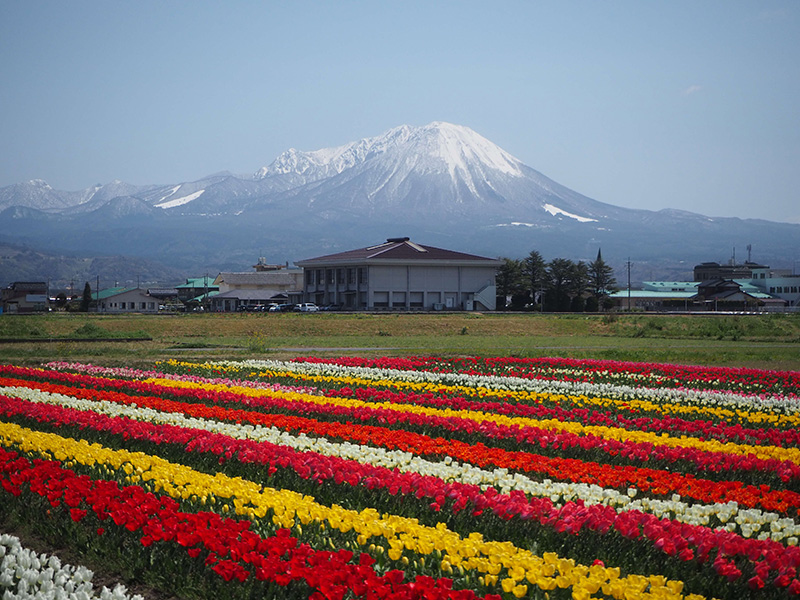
<box><xmin>211</xmin><ymin>269</ymin><xmax>303</xmax><ymax>312</ymax></box>
<box><xmin>295</xmin><ymin>237</ymin><xmax>500</xmax><ymax>311</ymax></box>
<box><xmin>96</xmin><ymin>287</ymin><xmax>160</xmax><ymax>313</ymax></box>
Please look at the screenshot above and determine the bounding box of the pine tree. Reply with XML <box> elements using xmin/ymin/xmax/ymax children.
<box><xmin>522</xmin><ymin>250</ymin><xmax>547</xmax><ymax>307</ymax></box>
<box><xmin>80</xmin><ymin>282</ymin><xmax>92</xmax><ymax>313</ymax></box>
<box><xmin>588</xmin><ymin>249</ymin><xmax>617</xmax><ymax>310</ymax></box>
<box><xmin>495</xmin><ymin>258</ymin><xmax>526</xmax><ymax>309</ymax></box>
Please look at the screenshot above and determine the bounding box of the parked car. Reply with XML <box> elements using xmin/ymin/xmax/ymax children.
<box><xmin>319</xmin><ymin>304</ymin><xmax>341</xmax><ymax>311</ymax></box>
<box><xmin>294</xmin><ymin>302</ymin><xmax>319</xmax><ymax>312</ymax></box>
<box><xmin>270</xmin><ymin>303</ymin><xmax>295</xmax><ymax>313</ymax></box>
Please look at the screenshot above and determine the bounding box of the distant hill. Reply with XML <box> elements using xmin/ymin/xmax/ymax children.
<box><xmin>0</xmin><ymin>242</ymin><xmax>184</xmax><ymax>290</ymax></box>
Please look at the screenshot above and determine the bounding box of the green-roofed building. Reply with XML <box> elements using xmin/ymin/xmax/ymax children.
<box><xmin>610</xmin><ymin>278</ymin><xmax>788</xmax><ymax>312</ymax></box>
<box><xmin>176</xmin><ymin>277</ymin><xmax>219</xmax><ymax>305</ymax></box>
<box><xmin>609</xmin><ymin>282</ymin><xmax>699</xmax><ymax>311</ymax></box>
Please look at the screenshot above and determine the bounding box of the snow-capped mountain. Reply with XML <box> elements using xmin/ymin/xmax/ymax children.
<box><xmin>255</xmin><ymin>122</ymin><xmax>524</xmax><ymax>189</ymax></box>
<box><xmin>0</xmin><ymin>179</ymin><xmax>82</xmax><ymax>212</ymax></box>
<box><xmin>1</xmin><ymin>121</ymin><xmax>799</xmax><ymax>285</ymax></box>
<box><xmin>0</xmin><ymin>122</ymin><xmax>628</xmax><ymax>224</ymax></box>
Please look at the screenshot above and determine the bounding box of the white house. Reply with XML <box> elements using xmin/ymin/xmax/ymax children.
<box><xmin>96</xmin><ymin>287</ymin><xmax>159</xmax><ymax>313</ymax></box>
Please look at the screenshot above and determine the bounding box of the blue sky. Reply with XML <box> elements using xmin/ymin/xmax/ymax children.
<box><xmin>1</xmin><ymin>1</ymin><xmax>798</xmax><ymax>223</ymax></box>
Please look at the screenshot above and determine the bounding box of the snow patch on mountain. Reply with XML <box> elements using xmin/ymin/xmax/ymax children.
<box><xmin>28</xmin><ymin>179</ymin><xmax>52</xmax><ymax>189</ymax></box>
<box><xmin>156</xmin><ymin>189</ymin><xmax>204</xmax><ymax>209</ymax></box>
<box><xmin>157</xmin><ymin>185</ymin><xmax>182</xmax><ymax>204</ymax></box>
<box><xmin>543</xmin><ymin>203</ymin><xmax>597</xmax><ymax>223</ymax></box>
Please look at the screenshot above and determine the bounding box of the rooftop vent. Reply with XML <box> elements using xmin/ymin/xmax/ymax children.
<box><xmin>386</xmin><ymin>237</ymin><xmax>410</xmax><ymax>243</ymax></box>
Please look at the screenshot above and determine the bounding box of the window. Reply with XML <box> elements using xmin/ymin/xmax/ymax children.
<box><xmin>373</xmin><ymin>291</ymin><xmax>389</xmax><ymax>307</ymax></box>
<box><xmin>392</xmin><ymin>292</ymin><xmax>406</xmax><ymax>308</ymax></box>
<box><xmin>305</xmin><ymin>270</ymin><xmax>314</xmax><ymax>285</ymax></box>
<box><xmin>120</xmin><ymin>302</ymin><xmax>126</xmax><ymax>309</ymax></box>
<box><xmin>348</xmin><ymin>268</ymin><xmax>356</xmax><ymax>284</ymax></box>
<box><xmin>358</xmin><ymin>268</ymin><xmax>368</xmax><ymax>284</ymax></box>
<box><xmin>140</xmin><ymin>302</ymin><xmax>146</xmax><ymax>310</ymax></box>
<box><xmin>327</xmin><ymin>269</ymin><xmax>335</xmax><ymax>284</ymax></box>
<box><xmin>337</xmin><ymin>269</ymin><xmax>345</xmax><ymax>284</ymax></box>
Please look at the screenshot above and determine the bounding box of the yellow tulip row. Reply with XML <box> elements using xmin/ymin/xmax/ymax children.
<box><xmin>0</xmin><ymin>420</ymin><xmax>704</xmax><ymax>600</ymax></box>
<box><xmin>167</xmin><ymin>359</ymin><xmax>800</xmax><ymax>430</ymax></box>
<box><xmin>145</xmin><ymin>374</ymin><xmax>800</xmax><ymax>467</ymax></box>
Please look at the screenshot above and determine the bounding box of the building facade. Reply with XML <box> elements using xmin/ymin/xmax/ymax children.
<box><xmin>748</xmin><ymin>267</ymin><xmax>800</xmax><ymax>308</ymax></box>
<box><xmin>693</xmin><ymin>261</ymin><xmax>769</xmax><ymax>282</ymax></box>
<box><xmin>211</xmin><ymin>269</ymin><xmax>303</xmax><ymax>312</ymax></box>
<box><xmin>96</xmin><ymin>287</ymin><xmax>160</xmax><ymax>313</ymax></box>
<box><xmin>295</xmin><ymin>238</ymin><xmax>500</xmax><ymax>311</ymax></box>
<box><xmin>1</xmin><ymin>282</ymin><xmax>48</xmax><ymax>314</ymax></box>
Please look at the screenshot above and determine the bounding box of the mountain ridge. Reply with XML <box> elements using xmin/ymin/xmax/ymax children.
<box><xmin>1</xmin><ymin>121</ymin><xmax>798</xmax><ymax>286</ymax></box>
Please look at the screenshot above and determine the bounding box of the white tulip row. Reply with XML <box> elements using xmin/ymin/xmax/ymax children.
<box><xmin>0</xmin><ymin>533</ymin><xmax>142</xmax><ymax>600</ymax></box>
<box><xmin>215</xmin><ymin>359</ymin><xmax>800</xmax><ymax>415</ymax></box>
<box><xmin>4</xmin><ymin>384</ymin><xmax>799</xmax><ymax>544</ymax></box>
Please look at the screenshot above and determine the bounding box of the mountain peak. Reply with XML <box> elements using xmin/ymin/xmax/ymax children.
<box><xmin>27</xmin><ymin>179</ymin><xmax>52</xmax><ymax>189</ymax></box>
<box><xmin>410</xmin><ymin>121</ymin><xmax>523</xmax><ymax>178</ymax></box>
<box><xmin>254</xmin><ymin>122</ymin><xmax>523</xmax><ymax>183</ymax></box>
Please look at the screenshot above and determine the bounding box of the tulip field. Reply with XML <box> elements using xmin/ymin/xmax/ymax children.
<box><xmin>2</xmin><ymin>356</ymin><xmax>800</xmax><ymax>600</ymax></box>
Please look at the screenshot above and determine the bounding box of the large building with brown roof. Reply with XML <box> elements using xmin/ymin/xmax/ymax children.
<box><xmin>294</xmin><ymin>237</ymin><xmax>500</xmax><ymax>311</ymax></box>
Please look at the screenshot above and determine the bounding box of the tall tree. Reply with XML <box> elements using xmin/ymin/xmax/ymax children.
<box><xmin>568</xmin><ymin>260</ymin><xmax>589</xmax><ymax>312</ymax></box>
<box><xmin>495</xmin><ymin>258</ymin><xmax>526</xmax><ymax>309</ymax></box>
<box><xmin>587</xmin><ymin>249</ymin><xmax>617</xmax><ymax>311</ymax></box>
<box><xmin>522</xmin><ymin>250</ymin><xmax>548</xmax><ymax>307</ymax></box>
<box><xmin>80</xmin><ymin>282</ymin><xmax>92</xmax><ymax>313</ymax></box>
<box><xmin>545</xmin><ymin>258</ymin><xmax>574</xmax><ymax>312</ymax></box>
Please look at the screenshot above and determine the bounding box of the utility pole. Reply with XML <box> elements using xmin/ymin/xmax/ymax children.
<box><xmin>626</xmin><ymin>258</ymin><xmax>632</xmax><ymax>311</ymax></box>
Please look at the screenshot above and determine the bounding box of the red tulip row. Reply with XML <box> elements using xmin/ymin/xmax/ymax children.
<box><xmin>325</xmin><ymin>385</ymin><xmax>800</xmax><ymax>448</ymax></box>
<box><xmin>0</xmin><ymin>445</ymin><xmax>493</xmax><ymax>600</ymax></box>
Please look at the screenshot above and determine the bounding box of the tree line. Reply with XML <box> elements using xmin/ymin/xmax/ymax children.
<box><xmin>496</xmin><ymin>249</ymin><xmax>617</xmax><ymax>312</ymax></box>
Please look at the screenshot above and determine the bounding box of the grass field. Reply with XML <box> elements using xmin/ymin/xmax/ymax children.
<box><xmin>1</xmin><ymin>311</ymin><xmax>799</xmax><ymax>371</ymax></box>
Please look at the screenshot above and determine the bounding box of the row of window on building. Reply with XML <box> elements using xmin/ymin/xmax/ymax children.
<box><xmin>305</xmin><ymin>268</ymin><xmax>368</xmax><ymax>286</ymax></box>
<box><xmin>105</xmin><ymin>301</ymin><xmax>157</xmax><ymax>311</ymax></box>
